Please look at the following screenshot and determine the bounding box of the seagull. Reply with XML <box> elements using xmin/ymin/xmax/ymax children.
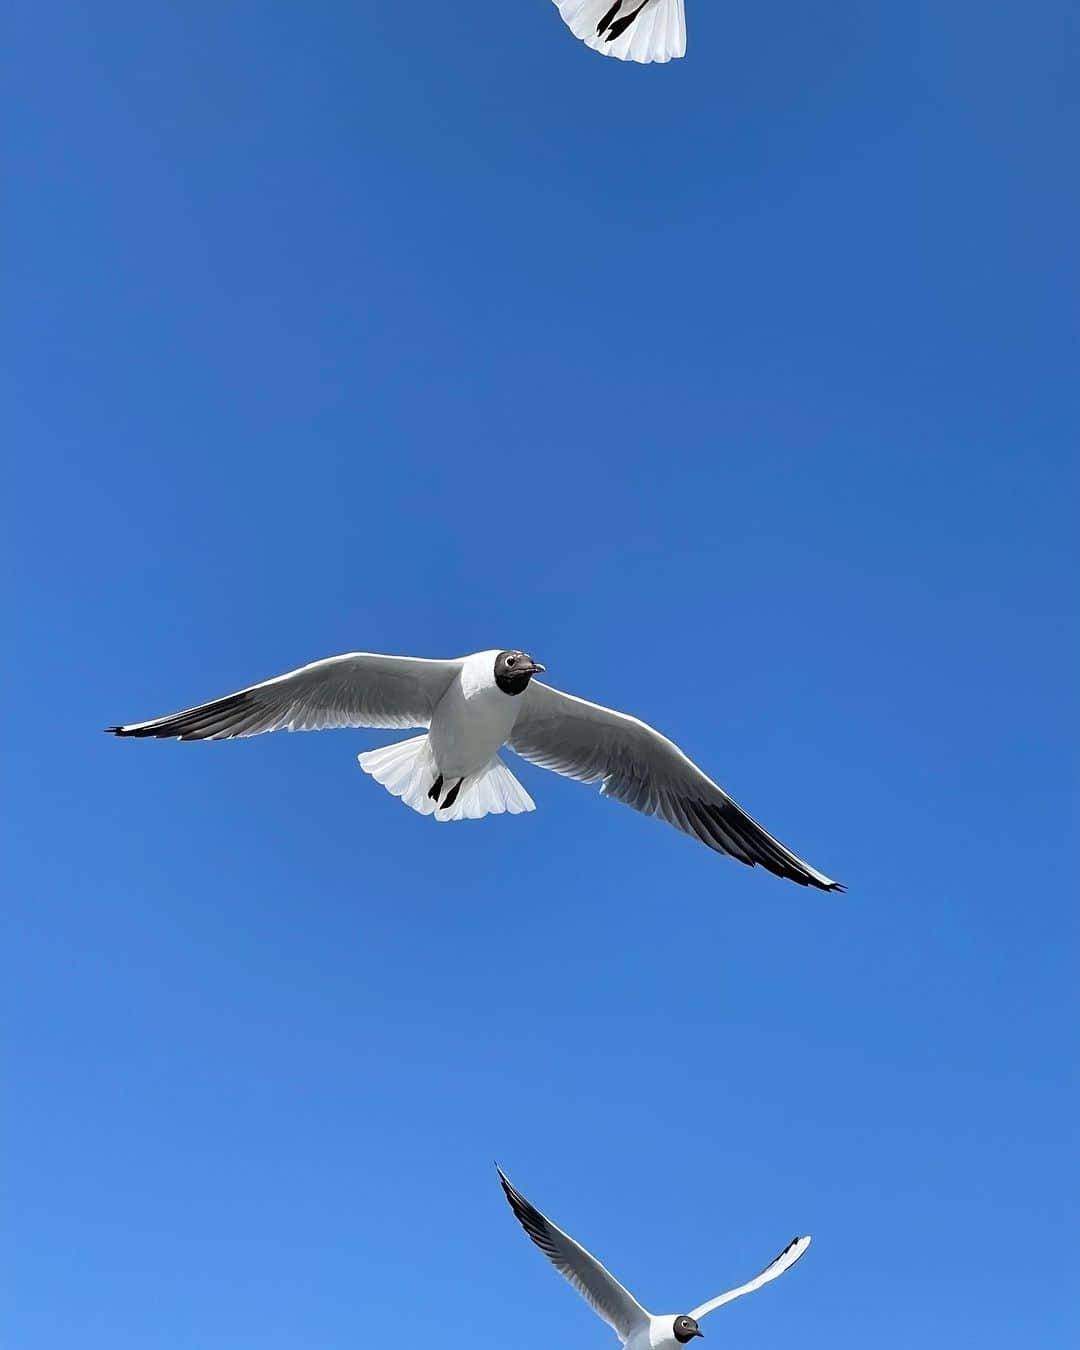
<box><xmin>497</xmin><ymin>1167</ymin><xmax>811</xmax><ymax>1348</ymax></box>
<box><xmin>552</xmin><ymin>0</ymin><xmax>687</xmax><ymax>64</ymax></box>
<box><xmin>107</xmin><ymin>648</ymin><xmax>843</xmax><ymax>890</ymax></box>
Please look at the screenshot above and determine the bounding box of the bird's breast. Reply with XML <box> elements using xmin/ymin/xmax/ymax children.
<box><xmin>428</xmin><ymin>678</ymin><xmax>519</xmax><ymax>777</ymax></box>
<box><xmin>643</xmin><ymin>1319</ymin><xmax>678</xmax><ymax>1350</ymax></box>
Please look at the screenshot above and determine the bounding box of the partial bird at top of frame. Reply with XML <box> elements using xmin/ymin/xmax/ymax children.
<box><xmin>552</xmin><ymin>0</ymin><xmax>688</xmax><ymax>65</ymax></box>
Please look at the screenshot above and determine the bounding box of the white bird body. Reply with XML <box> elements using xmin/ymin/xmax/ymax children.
<box><xmin>627</xmin><ymin>1317</ymin><xmax>691</xmax><ymax>1350</ymax></box>
<box><xmin>109</xmin><ymin>646</ymin><xmax>843</xmax><ymax>889</ymax></box>
<box><xmin>428</xmin><ymin>650</ymin><xmax>522</xmax><ymax>779</ymax></box>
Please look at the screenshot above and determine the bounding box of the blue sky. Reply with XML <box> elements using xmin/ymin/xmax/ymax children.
<box><xmin>5</xmin><ymin>2</ymin><xmax>1078</xmax><ymax>1346</ymax></box>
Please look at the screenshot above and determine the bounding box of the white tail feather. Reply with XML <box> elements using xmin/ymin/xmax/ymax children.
<box><xmin>358</xmin><ymin>735</ymin><xmax>439</xmax><ymax>815</ymax></box>
<box><xmin>433</xmin><ymin>756</ymin><xmax>536</xmax><ymax>822</ymax></box>
<box><xmin>357</xmin><ymin>737</ymin><xmax>535</xmax><ymax>822</ymax></box>
<box><xmin>554</xmin><ymin>0</ymin><xmax>686</xmax><ymax>64</ymax></box>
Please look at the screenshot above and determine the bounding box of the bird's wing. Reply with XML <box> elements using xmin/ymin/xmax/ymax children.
<box><xmin>508</xmin><ymin>683</ymin><xmax>843</xmax><ymax>891</ymax></box>
<box><xmin>497</xmin><ymin>1168</ymin><xmax>650</xmax><ymax>1344</ymax></box>
<box><xmin>107</xmin><ymin>653</ymin><xmax>461</xmax><ymax>740</ymax></box>
<box><xmin>553</xmin><ymin>0</ymin><xmax>686</xmax><ymax>64</ymax></box>
<box><xmin>689</xmin><ymin>1235</ymin><xmax>812</xmax><ymax>1320</ymax></box>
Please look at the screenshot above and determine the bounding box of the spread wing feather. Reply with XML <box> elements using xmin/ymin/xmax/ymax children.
<box><xmin>508</xmin><ymin>682</ymin><xmax>843</xmax><ymax>891</ymax></box>
<box><xmin>690</xmin><ymin>1234</ymin><xmax>812</xmax><ymax>1319</ymax></box>
<box><xmin>497</xmin><ymin>1168</ymin><xmax>649</xmax><ymax>1343</ymax></box>
<box><xmin>107</xmin><ymin>653</ymin><xmax>461</xmax><ymax>741</ymax></box>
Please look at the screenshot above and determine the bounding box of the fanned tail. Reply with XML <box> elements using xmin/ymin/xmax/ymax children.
<box><xmin>433</xmin><ymin>756</ymin><xmax>535</xmax><ymax>822</ymax></box>
<box><xmin>553</xmin><ymin>0</ymin><xmax>686</xmax><ymax>64</ymax></box>
<box><xmin>358</xmin><ymin>735</ymin><xmax>439</xmax><ymax>815</ymax></box>
<box><xmin>357</xmin><ymin>739</ymin><xmax>535</xmax><ymax>822</ymax></box>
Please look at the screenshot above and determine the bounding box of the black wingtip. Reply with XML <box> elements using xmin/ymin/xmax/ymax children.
<box><xmin>104</xmin><ymin>725</ymin><xmax>125</xmax><ymax>735</ymax></box>
<box><xmin>827</xmin><ymin>881</ymin><xmax>847</xmax><ymax>894</ymax></box>
<box><xmin>496</xmin><ymin>1166</ymin><xmax>528</xmax><ymax>1213</ymax></box>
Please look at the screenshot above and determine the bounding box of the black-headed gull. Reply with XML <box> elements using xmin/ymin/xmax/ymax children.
<box><xmin>497</xmin><ymin>1167</ymin><xmax>811</xmax><ymax>1347</ymax></box>
<box><xmin>108</xmin><ymin>647</ymin><xmax>843</xmax><ymax>890</ymax></box>
<box><xmin>553</xmin><ymin>0</ymin><xmax>687</xmax><ymax>64</ymax></box>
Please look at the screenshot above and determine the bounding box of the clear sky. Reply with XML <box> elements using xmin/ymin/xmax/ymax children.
<box><xmin>5</xmin><ymin>2</ymin><xmax>1078</xmax><ymax>1347</ymax></box>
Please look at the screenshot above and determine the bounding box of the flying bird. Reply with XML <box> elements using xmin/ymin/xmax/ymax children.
<box><xmin>107</xmin><ymin>648</ymin><xmax>843</xmax><ymax>890</ymax></box>
<box><xmin>553</xmin><ymin>0</ymin><xmax>687</xmax><ymax>64</ymax></box>
<box><xmin>497</xmin><ymin>1166</ymin><xmax>811</xmax><ymax>1348</ymax></box>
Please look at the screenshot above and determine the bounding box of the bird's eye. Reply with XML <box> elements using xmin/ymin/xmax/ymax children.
<box><xmin>506</xmin><ymin>656</ymin><xmax>516</xmax><ymax>666</ymax></box>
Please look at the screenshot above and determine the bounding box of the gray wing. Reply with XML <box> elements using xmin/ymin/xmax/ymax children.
<box><xmin>689</xmin><ymin>1234</ymin><xmax>812</xmax><ymax>1319</ymax></box>
<box><xmin>508</xmin><ymin>682</ymin><xmax>844</xmax><ymax>892</ymax></box>
<box><xmin>497</xmin><ymin>1168</ymin><xmax>650</xmax><ymax>1344</ymax></box>
<box><xmin>107</xmin><ymin>653</ymin><xmax>461</xmax><ymax>740</ymax></box>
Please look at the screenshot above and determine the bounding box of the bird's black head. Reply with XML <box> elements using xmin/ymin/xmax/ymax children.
<box><xmin>673</xmin><ymin>1317</ymin><xmax>703</xmax><ymax>1343</ymax></box>
<box><xmin>494</xmin><ymin>650</ymin><xmax>544</xmax><ymax>696</ymax></box>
